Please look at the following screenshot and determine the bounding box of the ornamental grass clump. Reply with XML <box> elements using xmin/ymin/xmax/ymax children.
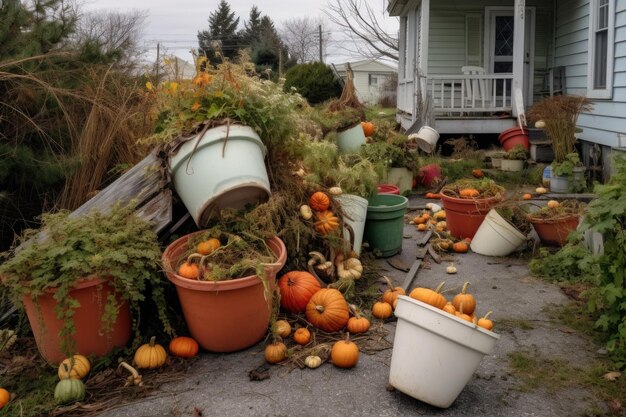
<box><xmin>0</xmin><ymin>203</ymin><xmax>172</xmax><ymax>356</ymax></box>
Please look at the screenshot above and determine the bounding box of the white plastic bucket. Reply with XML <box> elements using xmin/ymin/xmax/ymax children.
<box><xmin>389</xmin><ymin>296</ymin><xmax>499</xmax><ymax>408</ymax></box>
<box><xmin>415</xmin><ymin>126</ymin><xmax>439</xmax><ymax>153</ymax></box>
<box><xmin>336</xmin><ymin>123</ymin><xmax>366</xmax><ymax>153</ymax></box>
<box><xmin>169</xmin><ymin>125</ymin><xmax>271</xmax><ymax>227</ymax></box>
<box><xmin>470</xmin><ymin>209</ymin><xmax>527</xmax><ymax>256</ymax></box>
<box><xmin>386</xmin><ymin>167</ymin><xmax>413</xmax><ymax>195</ymax></box>
<box><xmin>336</xmin><ymin>194</ymin><xmax>368</xmax><ymax>255</ymax></box>
<box><xmin>500</xmin><ymin>159</ymin><xmax>524</xmax><ymax>172</ymax></box>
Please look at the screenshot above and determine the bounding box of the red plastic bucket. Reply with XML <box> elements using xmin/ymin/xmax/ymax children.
<box><xmin>499</xmin><ymin>127</ymin><xmax>529</xmax><ymax>151</ymax></box>
<box><xmin>377</xmin><ymin>184</ymin><xmax>400</xmax><ymax>195</ymax></box>
<box><xmin>440</xmin><ymin>194</ymin><xmax>502</xmax><ymax>239</ymax></box>
<box><xmin>418</xmin><ymin>164</ymin><xmax>442</xmax><ymax>186</ymax></box>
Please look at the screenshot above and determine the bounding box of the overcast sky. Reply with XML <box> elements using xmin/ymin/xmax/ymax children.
<box><xmin>80</xmin><ymin>0</ymin><xmax>397</xmax><ymax>65</ymax></box>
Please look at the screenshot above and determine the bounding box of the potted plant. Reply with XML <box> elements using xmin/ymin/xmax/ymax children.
<box><xmin>527</xmin><ymin>95</ymin><xmax>592</xmax><ymax>193</ymax></box>
<box><xmin>500</xmin><ymin>145</ymin><xmax>528</xmax><ymax>172</ymax></box>
<box><xmin>470</xmin><ymin>204</ymin><xmax>530</xmax><ymax>257</ymax></box>
<box><xmin>440</xmin><ymin>179</ymin><xmax>505</xmax><ymax>239</ymax></box>
<box><xmin>309</xmin><ymin>104</ymin><xmax>365</xmax><ymax>154</ymax></box>
<box><xmin>490</xmin><ymin>151</ymin><xmax>506</xmax><ymax>169</ymax></box>
<box><xmin>142</xmin><ymin>51</ymin><xmax>307</xmax><ymax>227</ymax></box>
<box><xmin>161</xmin><ymin>227</ymin><xmax>287</xmax><ymax>352</ymax></box>
<box><xmin>0</xmin><ymin>204</ymin><xmax>172</xmax><ymax>364</ymax></box>
<box><xmin>551</xmin><ymin>152</ymin><xmax>586</xmax><ymax>193</ymax></box>
<box><xmin>526</xmin><ymin>199</ymin><xmax>585</xmax><ymax>246</ymax></box>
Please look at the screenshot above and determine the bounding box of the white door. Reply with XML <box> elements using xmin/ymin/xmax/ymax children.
<box><xmin>485</xmin><ymin>8</ymin><xmax>535</xmax><ymax>106</ymax></box>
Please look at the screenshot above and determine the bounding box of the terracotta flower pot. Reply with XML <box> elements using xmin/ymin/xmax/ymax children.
<box><xmin>23</xmin><ymin>277</ymin><xmax>132</xmax><ymax>364</ymax></box>
<box><xmin>440</xmin><ymin>194</ymin><xmax>503</xmax><ymax>239</ymax></box>
<box><xmin>498</xmin><ymin>127</ymin><xmax>529</xmax><ymax>151</ymax></box>
<box><xmin>528</xmin><ymin>215</ymin><xmax>580</xmax><ymax>247</ymax></box>
<box><xmin>162</xmin><ymin>232</ymin><xmax>287</xmax><ymax>352</ymax></box>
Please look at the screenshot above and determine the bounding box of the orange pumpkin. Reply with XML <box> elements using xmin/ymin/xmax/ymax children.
<box><xmin>417</xmin><ymin>223</ymin><xmax>427</xmax><ymax>231</ymax></box>
<box><xmin>314</xmin><ymin>210</ymin><xmax>340</xmax><ymax>235</ymax></box>
<box><xmin>547</xmin><ymin>200</ymin><xmax>560</xmax><ymax>209</ymax></box>
<box><xmin>293</xmin><ymin>328</ymin><xmax>312</xmax><ymax>345</ymax></box>
<box><xmin>425</xmin><ymin>193</ymin><xmax>442</xmax><ymax>199</ymax></box>
<box><xmin>452</xmin><ymin>241</ymin><xmax>469</xmax><ymax>253</ymax></box>
<box><xmin>522</xmin><ymin>193</ymin><xmax>532</xmax><ymax>200</ymax></box>
<box><xmin>346</xmin><ymin>316</ymin><xmax>370</xmax><ymax>334</ymax></box>
<box><xmin>409</xmin><ymin>282</ymin><xmax>447</xmax><ymax>309</ymax></box>
<box><xmin>413</xmin><ymin>215</ymin><xmax>428</xmax><ymax>225</ymax></box>
<box><xmin>177</xmin><ymin>261</ymin><xmax>199</xmax><ymax>279</ymax></box>
<box><xmin>169</xmin><ymin>336</ymin><xmax>199</xmax><ymax>358</ymax></box>
<box><xmin>196</xmin><ymin>238</ymin><xmax>221</xmax><ymax>255</ymax></box>
<box><xmin>0</xmin><ymin>388</ymin><xmax>9</xmax><ymax>409</ymax></box>
<box><xmin>306</xmin><ymin>289</ymin><xmax>349</xmax><ymax>332</ymax></box>
<box><xmin>472</xmin><ymin>168</ymin><xmax>485</xmax><ymax>178</ymax></box>
<box><xmin>456</xmin><ymin>309</ymin><xmax>473</xmax><ymax>322</ymax></box>
<box><xmin>459</xmin><ymin>188</ymin><xmax>480</xmax><ymax>198</ymax></box>
<box><xmin>477</xmin><ymin>311</ymin><xmax>494</xmax><ymax>331</ymax></box>
<box><xmin>264</xmin><ymin>340</ymin><xmax>288</xmax><ymax>364</ymax></box>
<box><xmin>309</xmin><ymin>191</ymin><xmax>330</xmax><ymax>212</ymax></box>
<box><xmin>372</xmin><ymin>301</ymin><xmax>393</xmax><ymax>319</ymax></box>
<box><xmin>278</xmin><ymin>271</ymin><xmax>321</xmax><ymax>313</ymax></box>
<box><xmin>361</xmin><ymin>121</ymin><xmax>375</xmax><ymax>137</ymax></box>
<box><xmin>433</xmin><ymin>211</ymin><xmax>446</xmax><ymax>220</ymax></box>
<box><xmin>331</xmin><ymin>334</ymin><xmax>359</xmax><ymax>368</ymax></box>
<box><xmin>442</xmin><ymin>302</ymin><xmax>456</xmax><ymax>315</ymax></box>
<box><xmin>382</xmin><ymin>276</ymin><xmax>405</xmax><ymax>306</ymax></box>
<box><xmin>274</xmin><ymin>320</ymin><xmax>291</xmax><ymax>338</ymax></box>
<box><xmin>452</xmin><ymin>282</ymin><xmax>476</xmax><ymax>316</ymax></box>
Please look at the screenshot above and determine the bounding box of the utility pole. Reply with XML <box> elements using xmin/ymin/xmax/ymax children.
<box><xmin>156</xmin><ymin>42</ymin><xmax>160</xmax><ymax>81</ymax></box>
<box><xmin>278</xmin><ymin>47</ymin><xmax>283</xmax><ymax>78</ymax></box>
<box><xmin>319</xmin><ymin>24</ymin><xmax>323</xmax><ymax>63</ymax></box>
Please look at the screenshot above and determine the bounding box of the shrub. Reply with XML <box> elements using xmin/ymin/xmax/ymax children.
<box><xmin>283</xmin><ymin>62</ymin><xmax>341</xmax><ymax>104</ymax></box>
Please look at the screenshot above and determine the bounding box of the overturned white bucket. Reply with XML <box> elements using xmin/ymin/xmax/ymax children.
<box><xmin>389</xmin><ymin>296</ymin><xmax>499</xmax><ymax>408</ymax></box>
<box><xmin>336</xmin><ymin>194</ymin><xmax>368</xmax><ymax>255</ymax></box>
<box><xmin>470</xmin><ymin>209</ymin><xmax>527</xmax><ymax>256</ymax></box>
<box><xmin>414</xmin><ymin>126</ymin><xmax>440</xmax><ymax>153</ymax></box>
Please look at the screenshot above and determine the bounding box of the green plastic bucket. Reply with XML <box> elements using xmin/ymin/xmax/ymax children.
<box><xmin>364</xmin><ymin>194</ymin><xmax>409</xmax><ymax>257</ymax></box>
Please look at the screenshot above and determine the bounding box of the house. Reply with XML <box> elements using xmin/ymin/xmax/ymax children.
<box><xmin>162</xmin><ymin>56</ymin><xmax>197</xmax><ymax>81</ymax></box>
<box><xmin>388</xmin><ymin>0</ymin><xmax>626</xmax><ymax>175</ymax></box>
<box><xmin>334</xmin><ymin>59</ymin><xmax>398</xmax><ymax>105</ymax></box>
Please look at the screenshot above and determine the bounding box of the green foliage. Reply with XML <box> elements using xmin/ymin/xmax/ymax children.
<box><xmin>504</xmin><ymin>144</ymin><xmax>529</xmax><ymax>160</ymax></box>
<box><xmin>197</xmin><ymin>0</ymin><xmax>241</xmax><ymax>64</ymax></box>
<box><xmin>359</xmin><ymin>132</ymin><xmax>418</xmax><ymax>174</ymax></box>
<box><xmin>0</xmin><ymin>203</ymin><xmax>172</xmax><ymax>356</ymax></box>
<box><xmin>529</xmin><ymin>244</ymin><xmax>593</xmax><ymax>282</ymax></box>
<box><xmin>283</xmin><ymin>62</ymin><xmax>342</xmax><ymax>105</ymax></box>
<box><xmin>308</xmin><ymin>105</ymin><xmax>361</xmax><ymax>133</ymax></box>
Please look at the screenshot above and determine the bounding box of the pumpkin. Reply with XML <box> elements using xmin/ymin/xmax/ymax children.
<box><xmin>331</xmin><ymin>334</ymin><xmax>359</xmax><ymax>368</ymax></box>
<box><xmin>54</xmin><ymin>378</ymin><xmax>85</xmax><ymax>404</ymax></box>
<box><xmin>346</xmin><ymin>315</ymin><xmax>370</xmax><ymax>334</ymax></box>
<box><xmin>58</xmin><ymin>355</ymin><xmax>91</xmax><ymax>380</ymax></box>
<box><xmin>361</xmin><ymin>121</ymin><xmax>375</xmax><ymax>137</ymax></box>
<box><xmin>169</xmin><ymin>336</ymin><xmax>199</xmax><ymax>358</ymax></box>
<box><xmin>413</xmin><ymin>215</ymin><xmax>428</xmax><ymax>225</ymax></box>
<box><xmin>452</xmin><ymin>282</ymin><xmax>476</xmax><ymax>316</ymax></box>
<box><xmin>535</xmin><ymin>187</ymin><xmax>548</xmax><ymax>194</ymax></box>
<box><xmin>328</xmin><ymin>186</ymin><xmax>343</xmax><ymax>195</ymax></box>
<box><xmin>278</xmin><ymin>271</ymin><xmax>321</xmax><ymax>313</ymax></box>
<box><xmin>446</xmin><ymin>264</ymin><xmax>458</xmax><ymax>274</ymax></box>
<box><xmin>436</xmin><ymin>221</ymin><xmax>447</xmax><ymax>230</ymax></box>
<box><xmin>456</xmin><ymin>308</ymin><xmax>473</xmax><ymax>322</ymax></box>
<box><xmin>417</xmin><ymin>223</ymin><xmax>427</xmax><ymax>231</ymax></box>
<box><xmin>306</xmin><ymin>288</ymin><xmax>349</xmax><ymax>332</ymax></box>
<box><xmin>523</xmin><ymin>193</ymin><xmax>532</xmax><ymax>200</ymax></box>
<box><xmin>443</xmin><ymin>302</ymin><xmax>456</xmax><ymax>315</ymax></box>
<box><xmin>309</xmin><ymin>191</ymin><xmax>330</xmax><ymax>212</ymax></box>
<box><xmin>472</xmin><ymin>168</ymin><xmax>484</xmax><ymax>178</ymax></box>
<box><xmin>0</xmin><ymin>388</ymin><xmax>10</xmax><ymax>409</ymax></box>
<box><xmin>264</xmin><ymin>340</ymin><xmax>288</xmax><ymax>364</ymax></box>
<box><xmin>382</xmin><ymin>276</ymin><xmax>405</xmax><ymax>306</ymax></box>
<box><xmin>196</xmin><ymin>238</ymin><xmax>221</xmax><ymax>255</ymax></box>
<box><xmin>372</xmin><ymin>301</ymin><xmax>393</xmax><ymax>319</ymax></box>
<box><xmin>293</xmin><ymin>328</ymin><xmax>312</xmax><ymax>345</ymax></box>
<box><xmin>452</xmin><ymin>241</ymin><xmax>469</xmax><ymax>253</ymax></box>
<box><xmin>459</xmin><ymin>188</ymin><xmax>480</xmax><ymax>198</ymax></box>
<box><xmin>535</xmin><ymin>120</ymin><xmax>546</xmax><ymax>128</ymax></box>
<box><xmin>477</xmin><ymin>311</ymin><xmax>494</xmax><ymax>331</ymax></box>
<box><xmin>547</xmin><ymin>200</ymin><xmax>560</xmax><ymax>209</ymax></box>
<box><xmin>425</xmin><ymin>193</ymin><xmax>442</xmax><ymax>199</ymax></box>
<box><xmin>299</xmin><ymin>205</ymin><xmax>313</xmax><ymax>220</ymax></box>
<box><xmin>177</xmin><ymin>261</ymin><xmax>199</xmax><ymax>279</ymax></box>
<box><xmin>314</xmin><ymin>210</ymin><xmax>340</xmax><ymax>235</ymax></box>
<box><xmin>134</xmin><ymin>336</ymin><xmax>167</xmax><ymax>369</ymax></box>
<box><xmin>274</xmin><ymin>320</ymin><xmax>291</xmax><ymax>338</ymax></box>
<box><xmin>433</xmin><ymin>210</ymin><xmax>446</xmax><ymax>220</ymax></box>
<box><xmin>305</xmin><ymin>355</ymin><xmax>322</xmax><ymax>369</ymax></box>
<box><xmin>409</xmin><ymin>282</ymin><xmax>447</xmax><ymax>309</ymax></box>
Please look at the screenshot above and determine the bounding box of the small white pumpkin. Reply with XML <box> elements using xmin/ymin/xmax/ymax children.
<box><xmin>299</xmin><ymin>205</ymin><xmax>313</xmax><ymax>220</ymax></box>
<box><xmin>535</xmin><ymin>187</ymin><xmax>548</xmax><ymax>194</ymax></box>
<box><xmin>328</xmin><ymin>186</ymin><xmax>343</xmax><ymax>196</ymax></box>
<box><xmin>534</xmin><ymin>120</ymin><xmax>546</xmax><ymax>128</ymax></box>
<box><xmin>305</xmin><ymin>355</ymin><xmax>322</xmax><ymax>369</ymax></box>
<box><xmin>446</xmin><ymin>264</ymin><xmax>458</xmax><ymax>274</ymax></box>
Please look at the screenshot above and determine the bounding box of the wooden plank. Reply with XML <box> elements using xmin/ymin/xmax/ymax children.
<box><xmin>415</xmin><ymin>230</ymin><xmax>433</xmax><ymax>246</ymax></box>
<box><xmin>427</xmin><ymin>244</ymin><xmax>442</xmax><ymax>264</ymax></box>
<box><xmin>135</xmin><ymin>190</ymin><xmax>173</xmax><ymax>234</ymax></box>
<box><xmin>401</xmin><ymin>259</ymin><xmax>423</xmax><ymax>292</ymax></box>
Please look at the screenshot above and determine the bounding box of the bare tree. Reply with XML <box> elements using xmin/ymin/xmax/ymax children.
<box><xmin>73</xmin><ymin>9</ymin><xmax>148</xmax><ymax>69</ymax></box>
<box><xmin>280</xmin><ymin>17</ymin><xmax>327</xmax><ymax>64</ymax></box>
<box><xmin>325</xmin><ymin>0</ymin><xmax>398</xmax><ymax>62</ymax></box>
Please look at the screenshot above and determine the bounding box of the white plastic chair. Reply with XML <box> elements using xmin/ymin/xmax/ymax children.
<box><xmin>461</xmin><ymin>66</ymin><xmax>490</xmax><ymax>108</ymax></box>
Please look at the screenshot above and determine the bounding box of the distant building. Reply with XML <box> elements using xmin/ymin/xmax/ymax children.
<box><xmin>334</xmin><ymin>59</ymin><xmax>398</xmax><ymax>105</ymax></box>
<box><xmin>162</xmin><ymin>56</ymin><xmax>197</xmax><ymax>81</ymax></box>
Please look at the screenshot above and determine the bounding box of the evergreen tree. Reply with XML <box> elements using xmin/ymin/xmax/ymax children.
<box><xmin>197</xmin><ymin>0</ymin><xmax>241</xmax><ymax>65</ymax></box>
<box><xmin>250</xmin><ymin>15</ymin><xmax>285</xmax><ymax>74</ymax></box>
<box><xmin>241</xmin><ymin>6</ymin><xmax>262</xmax><ymax>46</ymax></box>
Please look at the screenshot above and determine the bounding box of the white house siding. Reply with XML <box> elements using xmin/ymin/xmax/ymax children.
<box><xmin>428</xmin><ymin>0</ymin><xmax>554</xmax><ymax>103</ymax></box>
<box><xmin>556</xmin><ymin>0</ymin><xmax>626</xmax><ymax>147</ymax></box>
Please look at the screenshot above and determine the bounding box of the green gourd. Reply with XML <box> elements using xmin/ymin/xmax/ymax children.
<box><xmin>54</xmin><ymin>378</ymin><xmax>85</xmax><ymax>404</ymax></box>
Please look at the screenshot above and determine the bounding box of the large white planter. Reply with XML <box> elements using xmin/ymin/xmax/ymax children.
<box><xmin>389</xmin><ymin>296</ymin><xmax>499</xmax><ymax>408</ymax></box>
<box><xmin>500</xmin><ymin>159</ymin><xmax>524</xmax><ymax>172</ymax></box>
<box><xmin>335</xmin><ymin>194</ymin><xmax>368</xmax><ymax>256</ymax></box>
<box><xmin>336</xmin><ymin>123</ymin><xmax>366</xmax><ymax>154</ymax></box>
<box><xmin>414</xmin><ymin>126</ymin><xmax>439</xmax><ymax>153</ymax></box>
<box><xmin>386</xmin><ymin>167</ymin><xmax>413</xmax><ymax>195</ymax></box>
<box><xmin>169</xmin><ymin>124</ymin><xmax>271</xmax><ymax>227</ymax></box>
<box><xmin>470</xmin><ymin>209</ymin><xmax>527</xmax><ymax>256</ymax></box>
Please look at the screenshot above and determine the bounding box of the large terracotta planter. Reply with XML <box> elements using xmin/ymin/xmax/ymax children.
<box><xmin>162</xmin><ymin>232</ymin><xmax>287</xmax><ymax>352</ymax></box>
<box><xmin>23</xmin><ymin>277</ymin><xmax>132</xmax><ymax>364</ymax></box>
<box><xmin>528</xmin><ymin>215</ymin><xmax>580</xmax><ymax>247</ymax></box>
<box><xmin>498</xmin><ymin>127</ymin><xmax>529</xmax><ymax>151</ymax></box>
<box><xmin>440</xmin><ymin>194</ymin><xmax>502</xmax><ymax>239</ymax></box>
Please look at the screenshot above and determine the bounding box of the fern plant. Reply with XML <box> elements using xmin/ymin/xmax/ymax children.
<box><xmin>0</xmin><ymin>203</ymin><xmax>172</xmax><ymax>356</ymax></box>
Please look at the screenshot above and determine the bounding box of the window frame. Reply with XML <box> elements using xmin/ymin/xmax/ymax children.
<box><xmin>587</xmin><ymin>0</ymin><xmax>615</xmax><ymax>99</ymax></box>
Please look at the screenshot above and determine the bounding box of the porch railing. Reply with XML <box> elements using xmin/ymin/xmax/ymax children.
<box><xmin>427</xmin><ymin>73</ymin><xmax>514</xmax><ymax>114</ymax></box>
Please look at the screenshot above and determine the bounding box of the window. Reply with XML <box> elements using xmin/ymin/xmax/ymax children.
<box><xmin>588</xmin><ymin>0</ymin><xmax>614</xmax><ymax>99</ymax></box>
<box><xmin>369</xmin><ymin>73</ymin><xmax>389</xmax><ymax>86</ymax></box>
